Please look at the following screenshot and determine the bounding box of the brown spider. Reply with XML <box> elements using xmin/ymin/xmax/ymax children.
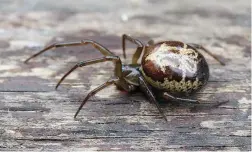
<box><xmin>24</xmin><ymin>34</ymin><xmax>225</xmax><ymax>121</ymax></box>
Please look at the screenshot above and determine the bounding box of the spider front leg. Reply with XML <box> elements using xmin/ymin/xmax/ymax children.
<box><xmin>55</xmin><ymin>56</ymin><xmax>122</xmax><ymax>89</ymax></box>
<box><xmin>24</xmin><ymin>39</ymin><xmax>124</xmax><ymax>87</ymax></box>
<box><xmin>122</xmin><ymin>34</ymin><xmax>144</xmax><ymax>64</ymax></box>
<box><xmin>55</xmin><ymin>57</ymin><xmax>134</xmax><ymax>117</ymax></box>
<box><xmin>74</xmin><ymin>77</ymin><xmax>119</xmax><ymax>118</ymax></box>
<box><xmin>188</xmin><ymin>43</ymin><xmax>225</xmax><ymax>65</ymax></box>
<box><xmin>139</xmin><ymin>77</ymin><xmax>167</xmax><ymax>122</ymax></box>
<box><xmin>24</xmin><ymin>40</ymin><xmax>115</xmax><ymax>63</ymax></box>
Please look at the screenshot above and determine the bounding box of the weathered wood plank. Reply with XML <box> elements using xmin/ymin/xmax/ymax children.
<box><xmin>0</xmin><ymin>0</ymin><xmax>250</xmax><ymax>151</ymax></box>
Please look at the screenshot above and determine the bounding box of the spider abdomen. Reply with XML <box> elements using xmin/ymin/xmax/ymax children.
<box><xmin>140</xmin><ymin>41</ymin><xmax>209</xmax><ymax>95</ymax></box>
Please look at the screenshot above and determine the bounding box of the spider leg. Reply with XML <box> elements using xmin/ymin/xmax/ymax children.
<box><xmin>74</xmin><ymin>77</ymin><xmax>119</xmax><ymax>118</ymax></box>
<box><xmin>163</xmin><ymin>92</ymin><xmax>229</xmax><ymax>107</ymax></box>
<box><xmin>24</xmin><ymin>40</ymin><xmax>115</xmax><ymax>63</ymax></box>
<box><xmin>139</xmin><ymin>77</ymin><xmax>168</xmax><ymax>122</ymax></box>
<box><xmin>55</xmin><ymin>56</ymin><xmax>121</xmax><ymax>89</ymax></box>
<box><xmin>122</xmin><ymin>34</ymin><xmax>144</xmax><ymax>64</ymax></box>
<box><xmin>24</xmin><ymin>39</ymin><xmax>124</xmax><ymax>83</ymax></box>
<box><xmin>163</xmin><ymin>92</ymin><xmax>200</xmax><ymax>104</ymax></box>
<box><xmin>187</xmin><ymin>43</ymin><xmax>225</xmax><ymax>65</ymax></box>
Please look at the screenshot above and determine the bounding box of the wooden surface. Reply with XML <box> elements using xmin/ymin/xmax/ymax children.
<box><xmin>0</xmin><ymin>0</ymin><xmax>251</xmax><ymax>151</ymax></box>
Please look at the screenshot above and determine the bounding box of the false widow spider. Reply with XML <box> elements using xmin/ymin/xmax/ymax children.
<box><xmin>24</xmin><ymin>34</ymin><xmax>225</xmax><ymax>121</ymax></box>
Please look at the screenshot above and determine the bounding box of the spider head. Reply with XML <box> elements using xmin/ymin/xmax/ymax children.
<box><xmin>115</xmin><ymin>64</ymin><xmax>141</xmax><ymax>92</ymax></box>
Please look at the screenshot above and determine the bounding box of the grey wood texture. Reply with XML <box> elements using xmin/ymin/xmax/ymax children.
<box><xmin>0</xmin><ymin>0</ymin><xmax>251</xmax><ymax>151</ymax></box>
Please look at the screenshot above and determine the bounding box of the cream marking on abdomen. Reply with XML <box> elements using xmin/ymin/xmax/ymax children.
<box><xmin>146</xmin><ymin>43</ymin><xmax>199</xmax><ymax>80</ymax></box>
<box><xmin>140</xmin><ymin>67</ymin><xmax>202</xmax><ymax>92</ymax></box>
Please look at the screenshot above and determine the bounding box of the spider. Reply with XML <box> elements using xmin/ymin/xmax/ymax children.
<box><xmin>24</xmin><ymin>34</ymin><xmax>225</xmax><ymax>121</ymax></box>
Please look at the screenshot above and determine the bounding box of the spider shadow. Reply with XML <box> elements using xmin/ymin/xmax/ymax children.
<box><xmin>122</xmin><ymin>88</ymin><xmax>228</xmax><ymax>115</ymax></box>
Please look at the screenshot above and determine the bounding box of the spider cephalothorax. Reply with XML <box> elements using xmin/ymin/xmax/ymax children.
<box><xmin>24</xmin><ymin>34</ymin><xmax>225</xmax><ymax>121</ymax></box>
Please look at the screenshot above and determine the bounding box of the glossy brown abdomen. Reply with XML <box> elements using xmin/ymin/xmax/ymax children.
<box><xmin>140</xmin><ymin>41</ymin><xmax>209</xmax><ymax>95</ymax></box>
